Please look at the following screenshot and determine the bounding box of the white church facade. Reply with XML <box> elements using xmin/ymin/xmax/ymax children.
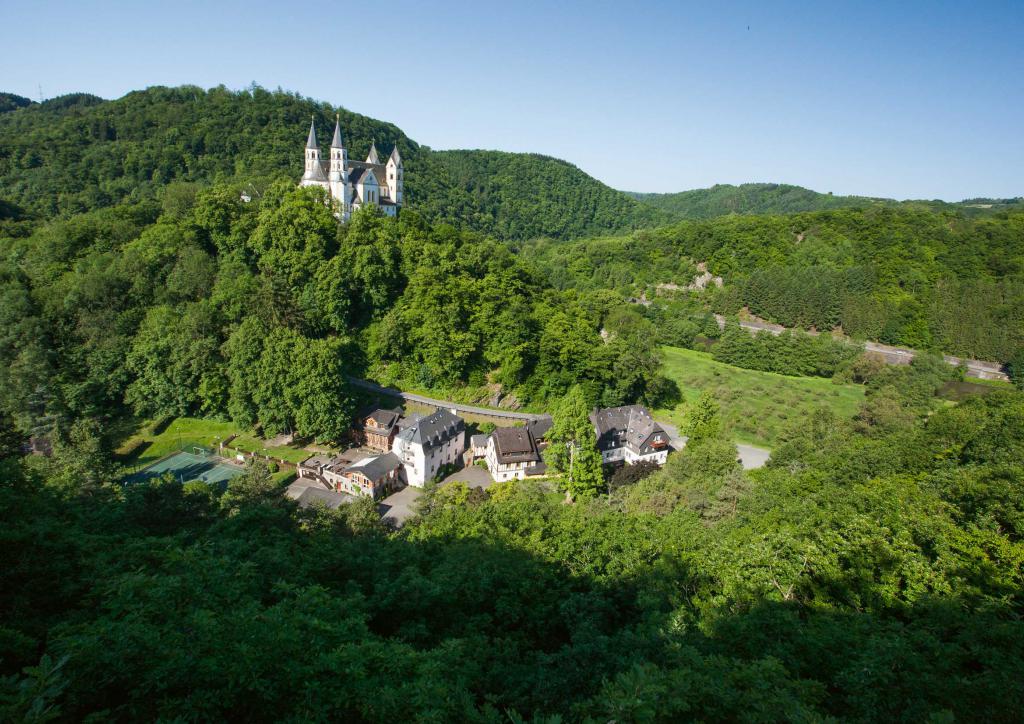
<box><xmin>299</xmin><ymin>116</ymin><xmax>403</xmax><ymax>221</ymax></box>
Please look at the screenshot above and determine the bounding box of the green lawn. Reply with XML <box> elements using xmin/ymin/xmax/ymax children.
<box><xmin>653</xmin><ymin>346</ymin><xmax>865</xmax><ymax>448</ymax></box>
<box><xmin>230</xmin><ymin>432</ymin><xmax>316</xmax><ymax>464</ymax></box>
<box><xmin>117</xmin><ymin>417</ymin><xmax>315</xmax><ymax>468</ymax></box>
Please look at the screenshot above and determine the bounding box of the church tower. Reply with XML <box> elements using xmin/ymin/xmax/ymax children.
<box><xmin>297</xmin><ymin>117</ymin><xmax>401</xmax><ymax>220</ymax></box>
<box><xmin>329</xmin><ymin>115</ymin><xmax>347</xmax><ymax>180</ymax></box>
<box><xmin>328</xmin><ymin>115</ymin><xmax>350</xmax><ymax>217</ymax></box>
<box><xmin>386</xmin><ymin>144</ymin><xmax>403</xmax><ymax>205</ymax></box>
<box><xmin>300</xmin><ymin>117</ymin><xmax>328</xmax><ymax>187</ymax></box>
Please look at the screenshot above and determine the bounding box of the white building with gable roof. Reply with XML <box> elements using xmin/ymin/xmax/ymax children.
<box><xmin>299</xmin><ymin>116</ymin><xmax>403</xmax><ymax>221</ymax></box>
<box><xmin>391</xmin><ymin>409</ymin><xmax>466</xmax><ymax>487</ymax></box>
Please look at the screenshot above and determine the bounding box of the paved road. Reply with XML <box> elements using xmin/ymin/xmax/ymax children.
<box><xmin>346</xmin><ymin>376</ymin><xmax>551</xmax><ymax>423</ymax></box>
<box><xmin>656</xmin><ymin>420</ymin><xmax>770</xmax><ymax>470</ymax></box>
<box><xmin>714</xmin><ymin>315</ymin><xmax>1008</xmax><ymax>381</ymax></box>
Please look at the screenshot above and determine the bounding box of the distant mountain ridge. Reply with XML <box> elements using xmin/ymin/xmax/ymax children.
<box><xmin>629</xmin><ymin>183</ymin><xmax>1023</xmax><ymax>220</ymax></box>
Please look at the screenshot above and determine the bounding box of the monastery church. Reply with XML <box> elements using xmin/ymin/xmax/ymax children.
<box><xmin>299</xmin><ymin>116</ymin><xmax>403</xmax><ymax>221</ymax></box>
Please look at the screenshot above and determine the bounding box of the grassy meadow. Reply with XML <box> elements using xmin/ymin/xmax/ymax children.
<box><xmin>654</xmin><ymin>345</ymin><xmax>865</xmax><ymax>448</ymax></box>
<box><xmin>116</xmin><ymin>417</ymin><xmax>311</xmax><ymax>478</ymax></box>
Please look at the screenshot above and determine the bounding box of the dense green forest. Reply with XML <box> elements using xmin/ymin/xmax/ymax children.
<box><xmin>631</xmin><ymin>182</ymin><xmax>895</xmax><ymax>218</ymax></box>
<box><xmin>631</xmin><ymin>182</ymin><xmax>1024</xmax><ymax>219</ymax></box>
<box><xmin>0</xmin><ymin>179</ymin><xmax>673</xmax><ymax>448</ymax></box>
<box><xmin>0</xmin><ymin>93</ymin><xmax>33</xmax><ymax>114</ymax></box>
<box><xmin>3</xmin><ymin>356</ymin><xmax>1023</xmax><ymax>720</ymax></box>
<box><xmin>3</xmin><ymin>82</ymin><xmax>1024</xmax><ymax>720</ymax></box>
<box><xmin>411</xmin><ymin>150</ymin><xmax>672</xmax><ymax>239</ymax></box>
<box><xmin>0</xmin><ymin>85</ymin><xmax>663</xmax><ymax>241</ymax></box>
<box><xmin>522</xmin><ymin>206</ymin><xmax>1024</xmax><ymax>363</ymax></box>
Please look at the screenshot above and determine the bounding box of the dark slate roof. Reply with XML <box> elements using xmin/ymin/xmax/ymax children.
<box><xmin>296</xmin><ymin>487</ymin><xmax>356</xmax><ymax>509</ymax></box>
<box><xmin>306</xmin><ymin>118</ymin><xmax>318</xmax><ymax>149</ymax></box>
<box><xmin>490</xmin><ymin>426</ymin><xmax>540</xmax><ymax>465</ymax></box>
<box><xmin>589</xmin><ymin>405</ymin><xmax>666</xmax><ymax>454</ymax></box>
<box><xmin>331</xmin><ymin>117</ymin><xmax>344</xmax><ymax>148</ymax></box>
<box><xmin>396</xmin><ymin>408</ymin><xmax>464</xmax><ymax>448</ymax></box>
<box><xmin>365</xmin><ymin>408</ymin><xmax>401</xmax><ymax>431</ymax></box>
<box><xmin>344</xmin><ymin>452</ymin><xmax>401</xmax><ymax>481</ymax></box>
<box><xmin>300</xmin><ymin>454</ymin><xmax>336</xmax><ymax>469</ymax></box>
<box><xmin>624</xmin><ymin>407</ymin><xmax>661</xmax><ymax>449</ymax></box>
<box><xmin>397</xmin><ymin>412</ymin><xmax>420</xmax><ymax>430</ymax></box>
<box><xmin>525</xmin><ymin>462</ymin><xmax>548</xmax><ymax>476</ymax></box>
<box><xmin>526</xmin><ymin>415</ymin><xmax>553</xmax><ymax>440</ymax></box>
<box><xmin>470</xmin><ymin>434</ymin><xmax>488</xmax><ymax>449</ymax></box>
<box><xmin>348</xmin><ymin>161</ymin><xmax>386</xmax><ymax>186</ymax></box>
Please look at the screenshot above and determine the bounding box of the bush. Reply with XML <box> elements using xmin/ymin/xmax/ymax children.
<box><xmin>608</xmin><ymin>460</ymin><xmax>660</xmax><ymax>491</ymax></box>
<box><xmin>1008</xmin><ymin>349</ymin><xmax>1024</xmax><ymax>390</ymax></box>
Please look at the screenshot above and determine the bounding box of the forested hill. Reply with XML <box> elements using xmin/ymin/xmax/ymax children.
<box><xmin>410</xmin><ymin>150</ymin><xmax>674</xmax><ymax>239</ymax></box>
<box><xmin>630</xmin><ymin>182</ymin><xmax>1024</xmax><ymax>220</ymax></box>
<box><xmin>0</xmin><ymin>85</ymin><xmax>668</xmax><ymax>240</ymax></box>
<box><xmin>0</xmin><ymin>85</ymin><xmax>412</xmax><ymax>219</ymax></box>
<box><xmin>0</xmin><ymin>92</ymin><xmax>33</xmax><ymax>114</ymax></box>
<box><xmin>522</xmin><ymin>205</ymin><xmax>1024</xmax><ymax>364</ymax></box>
<box><xmin>630</xmin><ymin>183</ymin><xmax>894</xmax><ymax>218</ymax></box>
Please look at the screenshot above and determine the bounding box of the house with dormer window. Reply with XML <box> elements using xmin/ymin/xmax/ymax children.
<box><xmin>391</xmin><ymin>409</ymin><xmax>466</xmax><ymax>487</ymax></box>
<box><xmin>589</xmin><ymin>405</ymin><xmax>670</xmax><ymax>466</ymax></box>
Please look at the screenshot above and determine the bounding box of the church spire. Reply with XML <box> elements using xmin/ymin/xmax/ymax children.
<box><xmin>331</xmin><ymin>114</ymin><xmax>344</xmax><ymax>148</ymax></box>
<box><xmin>305</xmin><ymin>116</ymin><xmax>318</xmax><ymax>150</ymax></box>
<box><xmin>389</xmin><ymin>143</ymin><xmax>401</xmax><ymax>163</ymax></box>
<box><xmin>366</xmin><ymin>140</ymin><xmax>380</xmax><ymax>164</ymax></box>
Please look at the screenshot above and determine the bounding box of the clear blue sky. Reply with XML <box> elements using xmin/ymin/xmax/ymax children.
<box><xmin>2</xmin><ymin>0</ymin><xmax>1022</xmax><ymax>200</ymax></box>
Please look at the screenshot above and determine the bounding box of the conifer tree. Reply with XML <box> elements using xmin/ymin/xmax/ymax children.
<box><xmin>683</xmin><ymin>390</ymin><xmax>722</xmax><ymax>442</ymax></box>
<box><xmin>545</xmin><ymin>385</ymin><xmax>605</xmax><ymax>498</ymax></box>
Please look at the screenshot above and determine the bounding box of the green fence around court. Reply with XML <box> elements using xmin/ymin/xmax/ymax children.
<box><xmin>123</xmin><ymin>450</ymin><xmax>246</xmax><ymax>486</ymax></box>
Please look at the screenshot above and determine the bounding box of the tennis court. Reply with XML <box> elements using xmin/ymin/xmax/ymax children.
<box><xmin>124</xmin><ymin>450</ymin><xmax>246</xmax><ymax>486</ymax></box>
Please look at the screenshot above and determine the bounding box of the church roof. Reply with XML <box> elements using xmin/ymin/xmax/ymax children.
<box><xmin>306</xmin><ymin>117</ymin><xmax>318</xmax><ymax>149</ymax></box>
<box><xmin>331</xmin><ymin>116</ymin><xmax>344</xmax><ymax>148</ymax></box>
<box><xmin>366</xmin><ymin>143</ymin><xmax>380</xmax><ymax>164</ymax></box>
<box><xmin>348</xmin><ymin>162</ymin><xmax>386</xmax><ymax>186</ymax></box>
<box><xmin>389</xmin><ymin>144</ymin><xmax>402</xmax><ymax>163</ymax></box>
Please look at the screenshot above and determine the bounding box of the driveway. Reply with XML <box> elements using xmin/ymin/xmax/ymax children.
<box><xmin>441</xmin><ymin>464</ymin><xmax>495</xmax><ymax>490</ymax></box>
<box><xmin>656</xmin><ymin>419</ymin><xmax>770</xmax><ymax>470</ymax></box>
<box><xmin>736</xmin><ymin>443</ymin><xmax>771</xmax><ymax>470</ymax></box>
<box><xmin>378</xmin><ymin>485</ymin><xmax>422</xmax><ymax>528</ymax></box>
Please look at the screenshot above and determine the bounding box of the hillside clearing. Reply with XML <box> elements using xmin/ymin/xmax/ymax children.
<box><xmin>654</xmin><ymin>346</ymin><xmax>865</xmax><ymax>447</ymax></box>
